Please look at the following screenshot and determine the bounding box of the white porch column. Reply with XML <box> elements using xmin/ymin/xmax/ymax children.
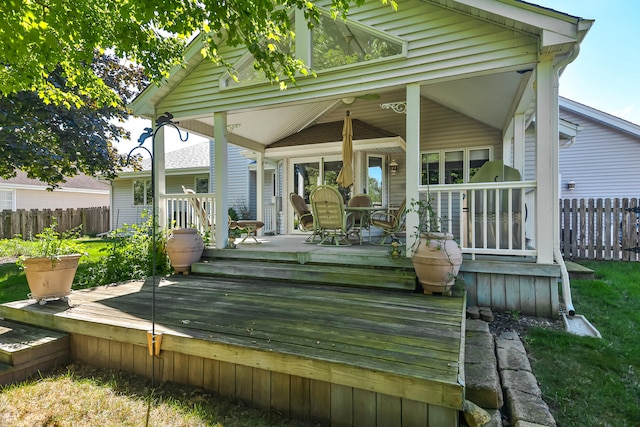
<box><xmin>153</xmin><ymin>124</ymin><xmax>167</xmax><ymax>229</ymax></box>
<box><xmin>513</xmin><ymin>113</ymin><xmax>526</xmax><ymax>174</ymax></box>
<box><xmin>405</xmin><ymin>83</ymin><xmax>421</xmax><ymax>254</ymax></box>
<box><xmin>256</xmin><ymin>151</ymin><xmax>264</xmax><ymax>232</ymax></box>
<box><xmin>214</xmin><ymin>112</ymin><xmax>229</xmax><ymax>248</ymax></box>
<box><xmin>535</xmin><ymin>55</ymin><xmax>559</xmax><ymax>264</ymax></box>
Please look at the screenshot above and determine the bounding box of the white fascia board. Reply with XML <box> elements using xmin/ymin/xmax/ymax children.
<box><xmin>115</xmin><ymin>167</ymin><xmax>209</xmax><ymax>179</ymax></box>
<box><xmin>0</xmin><ymin>183</ymin><xmax>109</xmax><ymax>195</ymax></box>
<box><xmin>560</xmin><ymin>97</ymin><xmax>640</xmax><ymax>137</ymax></box>
<box><xmin>450</xmin><ymin>0</ymin><xmax>579</xmax><ymax>43</ymax></box>
<box><xmin>265</xmin><ymin>136</ymin><xmax>406</xmax><ymax>158</ymax></box>
<box><xmin>559</xmin><ymin>119</ymin><xmax>579</xmax><ymax>138</ymax></box>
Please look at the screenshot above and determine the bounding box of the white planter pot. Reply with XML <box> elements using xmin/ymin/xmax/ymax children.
<box><xmin>24</xmin><ymin>254</ymin><xmax>81</xmax><ymax>303</ymax></box>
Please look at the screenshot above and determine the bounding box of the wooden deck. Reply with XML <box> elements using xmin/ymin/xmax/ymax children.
<box><xmin>0</xmin><ymin>275</ymin><xmax>466</xmax><ymax>426</ymax></box>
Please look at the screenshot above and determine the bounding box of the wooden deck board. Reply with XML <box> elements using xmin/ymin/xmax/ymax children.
<box><xmin>0</xmin><ymin>275</ymin><xmax>466</xmax><ymax>410</ymax></box>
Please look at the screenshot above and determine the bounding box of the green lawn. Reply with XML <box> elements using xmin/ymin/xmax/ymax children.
<box><xmin>525</xmin><ymin>261</ymin><xmax>640</xmax><ymax>427</ymax></box>
<box><xmin>0</xmin><ymin>238</ymin><xmax>113</xmax><ymax>304</ymax></box>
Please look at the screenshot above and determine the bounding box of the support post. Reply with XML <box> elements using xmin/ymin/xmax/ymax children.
<box><xmin>214</xmin><ymin>113</ymin><xmax>229</xmax><ymax>248</ymax></box>
<box><xmin>535</xmin><ymin>56</ymin><xmax>559</xmax><ymax>264</ymax></box>
<box><xmin>406</xmin><ymin>83</ymin><xmax>421</xmax><ymax>255</ymax></box>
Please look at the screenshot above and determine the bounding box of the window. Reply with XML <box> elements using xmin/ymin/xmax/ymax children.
<box><xmin>421</xmin><ymin>147</ymin><xmax>491</xmax><ymax>185</ymax></box>
<box><xmin>0</xmin><ymin>189</ymin><xmax>13</xmax><ymax>211</ymax></box>
<box><xmin>367</xmin><ymin>155</ymin><xmax>384</xmax><ymax>206</ymax></box>
<box><xmin>195</xmin><ymin>177</ymin><xmax>209</xmax><ymax>193</ymax></box>
<box><xmin>312</xmin><ymin>14</ymin><xmax>403</xmax><ymax>70</ymax></box>
<box><xmin>221</xmin><ymin>16</ymin><xmax>295</xmax><ymax>88</ymax></box>
<box><xmin>133</xmin><ymin>179</ymin><xmax>152</xmax><ymax>206</ymax></box>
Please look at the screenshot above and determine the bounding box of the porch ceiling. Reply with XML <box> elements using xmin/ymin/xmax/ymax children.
<box><xmin>181</xmin><ymin>70</ymin><xmax>530</xmax><ymax>152</ymax></box>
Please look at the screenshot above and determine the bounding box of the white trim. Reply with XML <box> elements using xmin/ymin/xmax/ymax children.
<box><xmin>0</xmin><ymin>183</ymin><xmax>108</xmax><ymax>195</ymax></box>
<box><xmin>560</xmin><ymin>97</ymin><xmax>640</xmax><ymax>137</ymax></box>
<box><xmin>266</xmin><ymin>136</ymin><xmax>406</xmax><ymax>158</ymax></box>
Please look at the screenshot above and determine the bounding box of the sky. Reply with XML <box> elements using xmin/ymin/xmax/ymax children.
<box><xmin>119</xmin><ymin>0</ymin><xmax>640</xmax><ymax>155</ymax></box>
<box><xmin>531</xmin><ymin>0</ymin><xmax>640</xmax><ymax>125</ymax></box>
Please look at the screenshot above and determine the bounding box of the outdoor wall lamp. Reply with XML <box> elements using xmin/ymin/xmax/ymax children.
<box><xmin>389</xmin><ymin>159</ymin><xmax>399</xmax><ymax>176</ymax></box>
<box><xmin>567</xmin><ymin>179</ymin><xmax>576</xmax><ymax>191</ymax></box>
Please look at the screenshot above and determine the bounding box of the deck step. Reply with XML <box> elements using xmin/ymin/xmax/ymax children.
<box><xmin>192</xmin><ymin>259</ymin><xmax>417</xmax><ymax>291</ymax></box>
<box><xmin>564</xmin><ymin>261</ymin><xmax>595</xmax><ymax>280</ymax></box>
<box><xmin>193</xmin><ymin>248</ymin><xmax>417</xmax><ymax>291</ymax></box>
<box><xmin>0</xmin><ymin>319</ymin><xmax>70</xmax><ymax>385</ymax></box>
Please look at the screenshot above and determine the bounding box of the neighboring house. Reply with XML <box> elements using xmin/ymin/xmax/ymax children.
<box><xmin>130</xmin><ymin>0</ymin><xmax>593</xmax><ymax>318</ymax></box>
<box><xmin>109</xmin><ymin>141</ymin><xmax>275</xmax><ymax>230</ymax></box>
<box><xmin>557</xmin><ymin>97</ymin><xmax>640</xmax><ymax>200</ymax></box>
<box><xmin>0</xmin><ymin>171</ymin><xmax>109</xmax><ymax>211</ymax></box>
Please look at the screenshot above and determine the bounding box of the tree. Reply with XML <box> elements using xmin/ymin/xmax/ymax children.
<box><xmin>0</xmin><ymin>0</ymin><xmax>396</xmax><ymax>185</ymax></box>
<box><xmin>0</xmin><ymin>0</ymin><xmax>396</xmax><ymax>108</ymax></box>
<box><xmin>0</xmin><ymin>52</ymin><xmax>146</xmax><ymax>187</ymax></box>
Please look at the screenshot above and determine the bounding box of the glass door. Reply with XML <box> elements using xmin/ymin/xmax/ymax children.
<box><xmin>290</xmin><ymin>156</ymin><xmax>343</xmax><ymax>232</ymax></box>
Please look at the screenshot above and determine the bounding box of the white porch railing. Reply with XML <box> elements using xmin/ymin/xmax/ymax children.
<box><xmin>160</xmin><ymin>193</ymin><xmax>277</xmax><ymax>238</ymax></box>
<box><xmin>161</xmin><ymin>192</ymin><xmax>216</xmax><ymax>239</ymax></box>
<box><xmin>418</xmin><ymin>181</ymin><xmax>537</xmax><ymax>257</ymax></box>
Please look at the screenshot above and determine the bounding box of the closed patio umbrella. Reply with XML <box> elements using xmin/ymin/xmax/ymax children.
<box><xmin>336</xmin><ymin>111</ymin><xmax>354</xmax><ymax>188</ymax></box>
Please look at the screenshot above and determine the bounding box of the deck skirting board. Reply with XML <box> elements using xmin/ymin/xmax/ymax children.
<box><xmin>71</xmin><ymin>334</ymin><xmax>458</xmax><ymax>427</ymax></box>
<box><xmin>461</xmin><ymin>264</ymin><xmax>560</xmax><ymax>316</ymax></box>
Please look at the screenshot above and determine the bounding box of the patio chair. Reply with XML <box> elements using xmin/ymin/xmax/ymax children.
<box><xmin>289</xmin><ymin>192</ymin><xmax>322</xmax><ymax>244</ymax></box>
<box><xmin>370</xmin><ymin>198</ymin><xmax>406</xmax><ymax>245</ymax></box>
<box><xmin>310</xmin><ymin>185</ymin><xmax>352</xmax><ymax>246</ymax></box>
<box><xmin>182</xmin><ymin>186</ymin><xmax>212</xmax><ymax>230</ymax></box>
<box><xmin>347</xmin><ymin>193</ymin><xmax>372</xmax><ymax>244</ymax></box>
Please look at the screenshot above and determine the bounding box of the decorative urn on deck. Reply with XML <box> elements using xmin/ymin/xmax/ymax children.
<box><xmin>166</xmin><ymin>228</ymin><xmax>205</xmax><ymax>274</ymax></box>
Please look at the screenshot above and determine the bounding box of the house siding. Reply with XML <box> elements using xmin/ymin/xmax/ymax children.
<box><xmin>558</xmin><ymin>108</ymin><xmax>640</xmax><ymax>200</ymax></box>
<box><xmin>14</xmin><ymin>189</ymin><xmax>109</xmax><ymax>210</ymax></box>
<box><xmin>156</xmin><ymin>0</ymin><xmax>538</xmax><ymax>119</ymax></box>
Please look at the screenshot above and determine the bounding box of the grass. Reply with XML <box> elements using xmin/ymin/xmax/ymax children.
<box><xmin>0</xmin><ymin>363</ymin><xmax>313</xmax><ymax>427</ymax></box>
<box><xmin>0</xmin><ymin>238</ymin><xmax>113</xmax><ymax>303</ymax></box>
<box><xmin>524</xmin><ymin>260</ymin><xmax>640</xmax><ymax>427</ymax></box>
<box><xmin>0</xmin><ymin>238</ymin><xmax>314</xmax><ymax>426</ymax></box>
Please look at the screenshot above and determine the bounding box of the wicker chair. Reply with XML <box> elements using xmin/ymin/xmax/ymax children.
<box><xmin>370</xmin><ymin>198</ymin><xmax>406</xmax><ymax>245</ymax></box>
<box><xmin>289</xmin><ymin>193</ymin><xmax>322</xmax><ymax>244</ymax></box>
<box><xmin>347</xmin><ymin>194</ymin><xmax>372</xmax><ymax>244</ymax></box>
<box><xmin>310</xmin><ymin>185</ymin><xmax>351</xmax><ymax>246</ymax></box>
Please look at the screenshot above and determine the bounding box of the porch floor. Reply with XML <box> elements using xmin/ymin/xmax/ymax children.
<box><xmin>0</xmin><ymin>275</ymin><xmax>466</xmax><ymax>423</ymax></box>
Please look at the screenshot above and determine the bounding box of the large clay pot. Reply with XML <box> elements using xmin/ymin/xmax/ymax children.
<box><xmin>24</xmin><ymin>254</ymin><xmax>81</xmax><ymax>304</ymax></box>
<box><xmin>412</xmin><ymin>232</ymin><xmax>463</xmax><ymax>295</ymax></box>
<box><xmin>166</xmin><ymin>228</ymin><xmax>205</xmax><ymax>273</ymax></box>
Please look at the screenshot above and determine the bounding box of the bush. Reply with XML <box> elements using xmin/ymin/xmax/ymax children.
<box><xmin>75</xmin><ymin>214</ymin><xmax>170</xmax><ymax>288</ymax></box>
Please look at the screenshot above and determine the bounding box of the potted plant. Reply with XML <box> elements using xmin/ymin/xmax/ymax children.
<box><xmin>409</xmin><ymin>197</ymin><xmax>463</xmax><ymax>295</ymax></box>
<box><xmin>166</xmin><ymin>227</ymin><xmax>205</xmax><ymax>273</ymax></box>
<box><xmin>18</xmin><ymin>222</ymin><xmax>84</xmax><ymax>305</ymax></box>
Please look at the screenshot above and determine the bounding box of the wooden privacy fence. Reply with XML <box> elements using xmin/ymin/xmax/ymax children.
<box><xmin>560</xmin><ymin>198</ymin><xmax>640</xmax><ymax>261</ymax></box>
<box><xmin>0</xmin><ymin>207</ymin><xmax>110</xmax><ymax>239</ymax></box>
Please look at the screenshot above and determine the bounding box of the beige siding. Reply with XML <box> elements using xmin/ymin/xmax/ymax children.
<box><xmin>559</xmin><ymin>109</ymin><xmax>640</xmax><ymax>200</ymax></box>
<box><xmin>156</xmin><ymin>0</ymin><xmax>538</xmax><ymax>119</ymax></box>
<box><xmin>15</xmin><ymin>189</ymin><xmax>109</xmax><ymax>210</ymax></box>
<box><xmin>110</xmin><ymin>178</ymin><xmax>149</xmax><ymax>229</ymax></box>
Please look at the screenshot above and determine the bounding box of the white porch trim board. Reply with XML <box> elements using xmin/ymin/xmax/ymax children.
<box><xmin>214</xmin><ymin>112</ymin><xmax>229</xmax><ymax>248</ymax></box>
<box><xmin>405</xmin><ymin>82</ymin><xmax>421</xmax><ymax>253</ymax></box>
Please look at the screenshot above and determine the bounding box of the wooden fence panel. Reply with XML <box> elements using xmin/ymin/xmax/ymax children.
<box><xmin>561</xmin><ymin>198</ymin><xmax>639</xmax><ymax>262</ymax></box>
<box><xmin>0</xmin><ymin>207</ymin><xmax>109</xmax><ymax>239</ymax></box>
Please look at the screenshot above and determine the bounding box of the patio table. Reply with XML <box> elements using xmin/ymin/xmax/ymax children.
<box><xmin>345</xmin><ymin>206</ymin><xmax>383</xmax><ymax>244</ymax></box>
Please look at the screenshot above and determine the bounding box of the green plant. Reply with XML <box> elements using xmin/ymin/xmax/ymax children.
<box><xmin>17</xmin><ymin>221</ymin><xmax>84</xmax><ymax>268</ymax></box>
<box><xmin>74</xmin><ymin>213</ymin><xmax>170</xmax><ymax>287</ymax></box>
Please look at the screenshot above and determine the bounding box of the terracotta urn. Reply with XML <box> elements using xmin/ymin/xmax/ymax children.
<box><xmin>166</xmin><ymin>228</ymin><xmax>205</xmax><ymax>273</ymax></box>
<box><xmin>24</xmin><ymin>254</ymin><xmax>81</xmax><ymax>304</ymax></box>
<box><xmin>412</xmin><ymin>232</ymin><xmax>463</xmax><ymax>295</ymax></box>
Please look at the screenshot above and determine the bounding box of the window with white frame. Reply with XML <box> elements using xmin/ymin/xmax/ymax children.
<box><xmin>133</xmin><ymin>179</ymin><xmax>152</xmax><ymax>206</ymax></box>
<box><xmin>421</xmin><ymin>147</ymin><xmax>491</xmax><ymax>185</ymax></box>
<box><xmin>0</xmin><ymin>189</ymin><xmax>13</xmax><ymax>211</ymax></box>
